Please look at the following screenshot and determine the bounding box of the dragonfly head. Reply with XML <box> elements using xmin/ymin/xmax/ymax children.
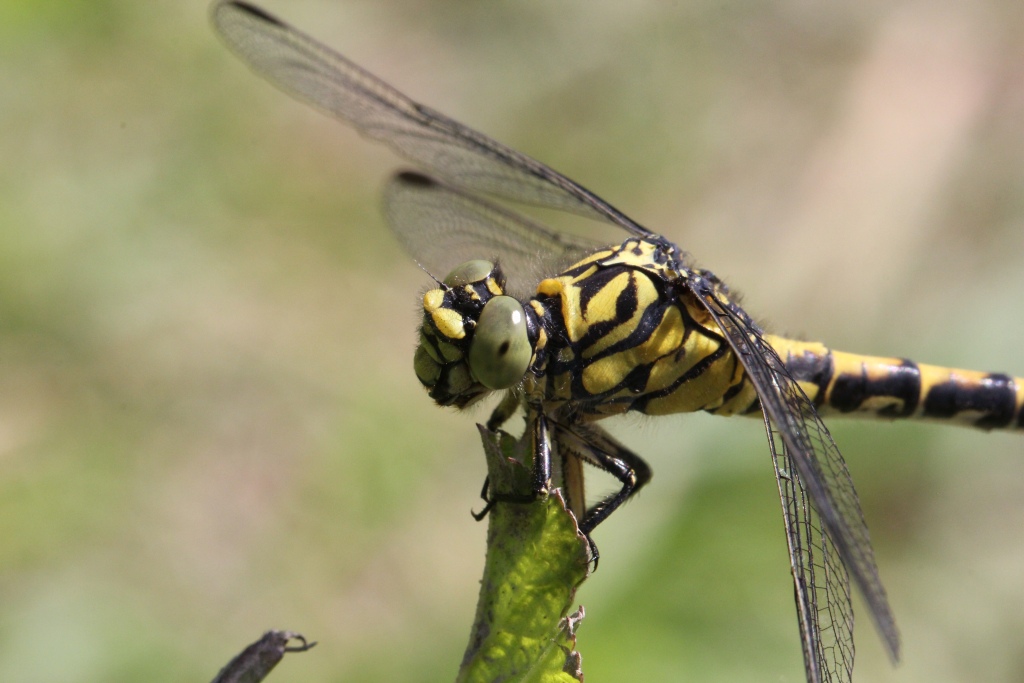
<box><xmin>414</xmin><ymin>259</ymin><xmax>533</xmax><ymax>408</ymax></box>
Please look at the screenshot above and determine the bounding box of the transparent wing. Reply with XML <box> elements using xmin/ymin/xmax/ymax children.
<box><xmin>765</xmin><ymin>416</ymin><xmax>854</xmax><ymax>683</ymax></box>
<box><xmin>384</xmin><ymin>172</ymin><xmax>599</xmax><ymax>297</ymax></box>
<box><xmin>211</xmin><ymin>0</ymin><xmax>653</xmax><ymax>239</ymax></box>
<box><xmin>691</xmin><ymin>275</ymin><xmax>900</xmax><ymax>678</ymax></box>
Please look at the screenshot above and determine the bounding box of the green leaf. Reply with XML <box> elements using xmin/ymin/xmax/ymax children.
<box><xmin>457</xmin><ymin>425</ymin><xmax>590</xmax><ymax>683</ymax></box>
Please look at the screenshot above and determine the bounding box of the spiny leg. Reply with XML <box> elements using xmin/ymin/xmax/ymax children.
<box><xmin>556</xmin><ymin>423</ymin><xmax>652</xmax><ymax>535</ymax></box>
<box><xmin>473</xmin><ymin>404</ymin><xmax>552</xmax><ymax>521</ymax></box>
<box><xmin>547</xmin><ymin>422</ymin><xmax>653</xmax><ymax>567</ymax></box>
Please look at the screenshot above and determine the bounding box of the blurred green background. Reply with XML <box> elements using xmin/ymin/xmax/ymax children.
<box><xmin>2</xmin><ymin>1</ymin><xmax>1023</xmax><ymax>681</ymax></box>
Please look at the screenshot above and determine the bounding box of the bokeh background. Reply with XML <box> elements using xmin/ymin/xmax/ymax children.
<box><xmin>2</xmin><ymin>1</ymin><xmax>1023</xmax><ymax>681</ymax></box>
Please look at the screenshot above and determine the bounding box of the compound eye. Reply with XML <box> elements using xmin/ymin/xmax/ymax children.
<box><xmin>444</xmin><ymin>260</ymin><xmax>494</xmax><ymax>287</ymax></box>
<box><xmin>468</xmin><ymin>296</ymin><xmax>531</xmax><ymax>390</ymax></box>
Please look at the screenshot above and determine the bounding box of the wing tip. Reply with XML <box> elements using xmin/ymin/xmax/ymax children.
<box><xmin>882</xmin><ymin>625</ymin><xmax>902</xmax><ymax>664</ymax></box>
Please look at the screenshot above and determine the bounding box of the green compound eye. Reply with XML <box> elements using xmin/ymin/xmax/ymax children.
<box><xmin>468</xmin><ymin>295</ymin><xmax>531</xmax><ymax>390</ymax></box>
<box><xmin>444</xmin><ymin>260</ymin><xmax>494</xmax><ymax>287</ymax></box>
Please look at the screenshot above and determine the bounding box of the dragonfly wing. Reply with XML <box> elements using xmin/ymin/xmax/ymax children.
<box><xmin>764</xmin><ymin>415</ymin><xmax>854</xmax><ymax>683</ymax></box>
<box><xmin>690</xmin><ymin>277</ymin><xmax>901</xmax><ymax>670</ymax></box>
<box><xmin>211</xmin><ymin>1</ymin><xmax>653</xmax><ymax>237</ymax></box>
<box><xmin>384</xmin><ymin>172</ymin><xmax>599</xmax><ymax>297</ymax></box>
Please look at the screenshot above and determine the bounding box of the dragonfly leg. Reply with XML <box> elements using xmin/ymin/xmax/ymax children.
<box><xmin>563</xmin><ymin>424</ymin><xmax>653</xmax><ymax>535</ymax></box>
<box><xmin>547</xmin><ymin>422</ymin><xmax>653</xmax><ymax>569</ymax></box>
<box><xmin>470</xmin><ymin>476</ymin><xmax>495</xmax><ymax>521</ymax></box>
<box><xmin>472</xmin><ymin>410</ymin><xmax>553</xmax><ymax>521</ymax></box>
<box><xmin>486</xmin><ymin>391</ymin><xmax>521</xmax><ymax>431</ymax></box>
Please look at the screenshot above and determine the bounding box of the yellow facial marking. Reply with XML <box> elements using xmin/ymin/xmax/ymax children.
<box><xmin>423</xmin><ymin>288</ymin><xmax>445</xmax><ymax>310</ymax></box>
<box><xmin>424</xmin><ymin>289</ymin><xmax>467</xmax><ymax>341</ymax></box>
<box><xmin>431</xmin><ymin>308</ymin><xmax>466</xmax><ymax>340</ymax></box>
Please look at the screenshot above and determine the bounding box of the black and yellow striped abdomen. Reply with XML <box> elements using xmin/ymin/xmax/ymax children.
<box><xmin>524</xmin><ymin>237</ymin><xmax>1023</xmax><ymax>432</ymax></box>
<box><xmin>771</xmin><ymin>338</ymin><xmax>1024</xmax><ymax>431</ymax></box>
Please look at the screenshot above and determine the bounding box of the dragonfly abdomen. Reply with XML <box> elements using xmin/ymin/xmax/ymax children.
<box><xmin>771</xmin><ymin>337</ymin><xmax>1024</xmax><ymax>430</ymax></box>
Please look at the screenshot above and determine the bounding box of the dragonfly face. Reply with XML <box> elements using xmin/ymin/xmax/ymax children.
<box><xmin>414</xmin><ymin>258</ymin><xmax>534</xmax><ymax>408</ymax></box>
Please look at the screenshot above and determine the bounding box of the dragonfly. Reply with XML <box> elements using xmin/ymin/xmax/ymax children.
<box><xmin>212</xmin><ymin>2</ymin><xmax>1024</xmax><ymax>682</ymax></box>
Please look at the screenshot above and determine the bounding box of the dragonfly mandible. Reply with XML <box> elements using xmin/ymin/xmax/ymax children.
<box><xmin>211</xmin><ymin>3</ymin><xmax>1024</xmax><ymax>682</ymax></box>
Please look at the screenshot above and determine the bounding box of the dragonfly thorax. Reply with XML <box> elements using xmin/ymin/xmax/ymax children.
<box><xmin>523</xmin><ymin>238</ymin><xmax>752</xmax><ymax>420</ymax></box>
<box><xmin>414</xmin><ymin>260</ymin><xmax>536</xmax><ymax>408</ymax></box>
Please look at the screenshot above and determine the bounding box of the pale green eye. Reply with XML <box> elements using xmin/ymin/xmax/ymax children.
<box><xmin>468</xmin><ymin>296</ymin><xmax>531</xmax><ymax>390</ymax></box>
<box><xmin>444</xmin><ymin>260</ymin><xmax>494</xmax><ymax>287</ymax></box>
